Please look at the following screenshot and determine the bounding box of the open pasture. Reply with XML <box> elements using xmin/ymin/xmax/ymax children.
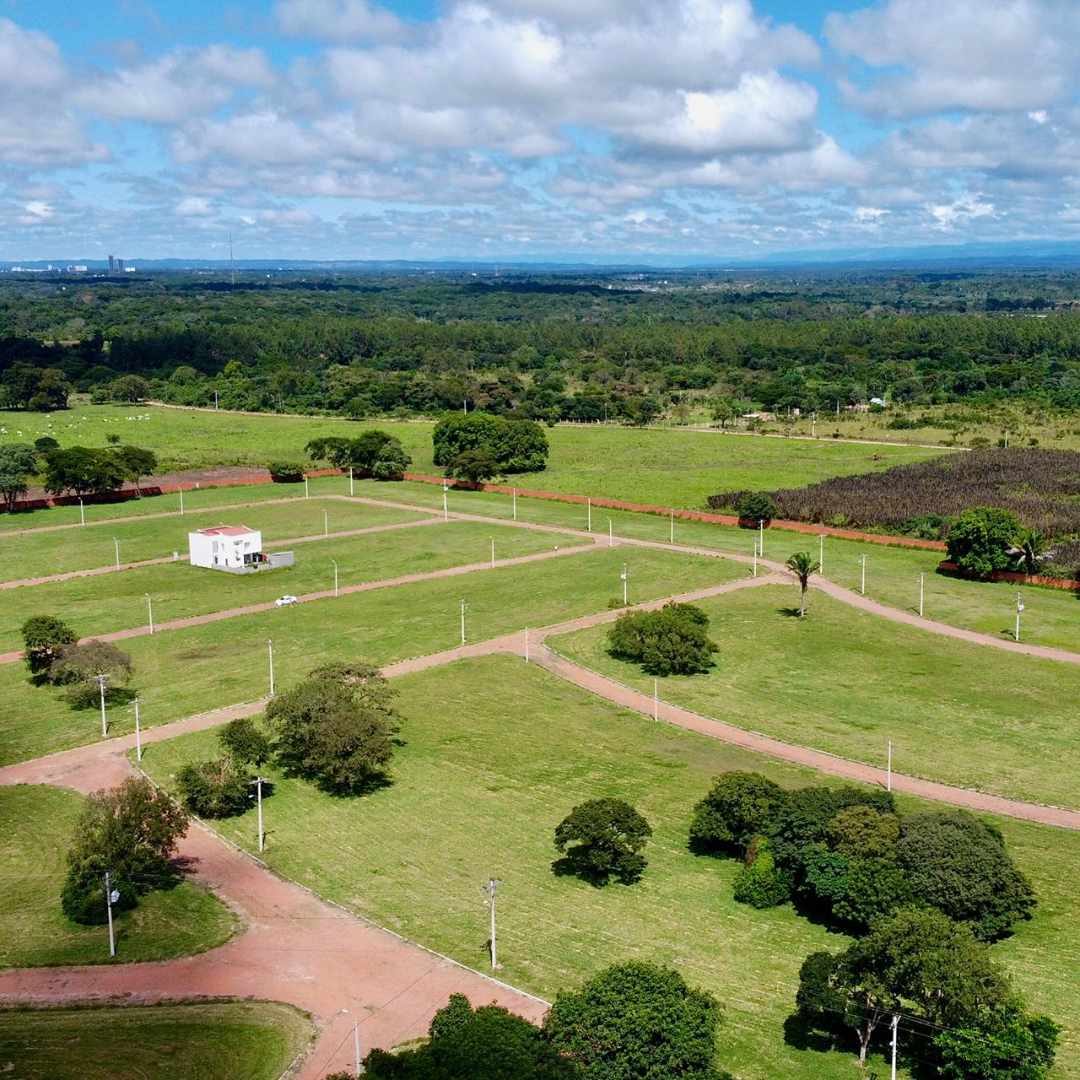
<box><xmin>0</xmin><ymin>785</ymin><xmax>236</xmax><ymax>968</ymax></box>
<box><xmin>0</xmin><ymin>403</ymin><xmax>946</xmax><ymax>509</ymax></box>
<box><xmin>139</xmin><ymin>655</ymin><xmax>1080</xmax><ymax>1080</ymax></box>
<box><xmin>361</xmin><ymin>479</ymin><xmax>1080</xmax><ymax>653</ymax></box>
<box><xmin>0</xmin><ymin>544</ymin><xmax>740</xmax><ymax>765</ymax></box>
<box><xmin>0</xmin><ymin>1001</ymin><xmax>312</xmax><ymax>1080</ymax></box>
<box><xmin>0</xmin><ymin>491</ymin><xmax>425</xmax><ymax>581</ymax></box>
<box><xmin>551</xmin><ymin>584</ymin><xmax>1080</xmax><ymax>810</ymax></box>
<box><xmin>0</xmin><ymin>519</ymin><xmax>563</xmax><ymax>651</ymax></box>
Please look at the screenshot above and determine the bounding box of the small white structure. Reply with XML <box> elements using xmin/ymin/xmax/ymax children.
<box><xmin>189</xmin><ymin>525</ymin><xmax>263</xmax><ymax>571</ymax></box>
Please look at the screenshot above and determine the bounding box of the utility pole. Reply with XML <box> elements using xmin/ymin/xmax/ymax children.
<box><xmin>484</xmin><ymin>878</ymin><xmax>502</xmax><ymax>969</ymax></box>
<box><xmin>442</xmin><ymin>484</ymin><xmax>448</xmax><ymax>521</ymax></box>
<box><xmin>587</xmin><ymin>498</ymin><xmax>592</xmax><ymax>532</ymax></box>
<box><xmin>512</xmin><ymin>488</ymin><xmax>517</xmax><ymax>521</ymax></box>
<box><xmin>145</xmin><ymin>594</ymin><xmax>154</xmax><ymax>635</ymax></box>
<box><xmin>918</xmin><ymin>573</ymin><xmax>925</xmax><ymax>618</ymax></box>
<box><xmin>113</xmin><ymin>537</ymin><xmax>120</xmax><ymax>568</ymax></box>
<box><xmin>349</xmin><ymin>466</ymin><xmax>354</xmax><ymax>496</ymax></box>
<box><xmin>621</xmin><ymin>563</ymin><xmax>629</xmax><ymax>606</ymax></box>
<box><xmin>860</xmin><ymin>555</ymin><xmax>867</xmax><ymax>596</ymax></box>
<box><xmin>95</xmin><ymin>674</ymin><xmax>109</xmax><ymax>737</ymax></box>
<box><xmin>79</xmin><ymin>498</ymin><xmax>85</xmax><ymax>526</ymax></box>
<box><xmin>250</xmin><ymin>777</ymin><xmax>266</xmax><ymax>853</ymax></box>
<box><xmin>267</xmin><ymin>638</ymin><xmax>275</xmax><ymax>697</ymax></box>
<box><xmin>133</xmin><ymin>697</ymin><xmax>142</xmax><ymax>762</ymax></box>
<box><xmin>887</xmin><ymin>740</ymin><xmax>893</xmax><ymax>792</ymax></box>
<box><xmin>214</xmin><ymin>388</ymin><xmax>219</xmax><ymax>409</ymax></box>
<box><xmin>324</xmin><ymin>509</ymin><xmax>329</xmax><ymax>536</ymax></box>
<box><xmin>490</xmin><ymin>538</ymin><xmax>495</xmax><ymax>568</ymax></box>
<box><xmin>104</xmin><ymin>871</ymin><xmax>118</xmax><ymax>957</ymax></box>
<box><xmin>758</xmin><ymin>519</ymin><xmax>764</xmax><ymax>557</ymax></box>
<box><xmin>460</xmin><ymin>599</ymin><xmax>467</xmax><ymax>645</ymax></box>
<box><xmin>890</xmin><ymin>1012</ymin><xmax>899</xmax><ymax>1080</ymax></box>
<box><xmin>331</xmin><ymin>559</ymin><xmax>339</xmax><ymax>597</ymax></box>
<box><xmin>1015</xmin><ymin>592</ymin><xmax>1024</xmax><ymax>642</ymax></box>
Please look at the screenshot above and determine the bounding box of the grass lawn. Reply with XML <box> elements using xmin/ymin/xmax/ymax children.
<box><xmin>360</xmin><ymin>480</ymin><xmax>1080</xmax><ymax>654</ymax></box>
<box><xmin>0</xmin><ymin>544</ymin><xmax>740</xmax><ymax>765</ymax></box>
<box><xmin>0</xmin><ymin>490</ymin><xmax>425</xmax><ymax>581</ymax></box>
<box><xmin>0</xmin><ymin>1001</ymin><xmax>312</xmax><ymax>1080</ymax></box>
<box><xmin>0</xmin><ymin>785</ymin><xmax>237</xmax><ymax>967</ymax></box>
<box><xmin>0</xmin><ymin>520</ymin><xmax>563</xmax><ymax>650</ymax></box>
<box><xmin>0</xmin><ymin>404</ymin><xmax>944</xmax><ymax>509</ymax></box>
<box><xmin>138</xmin><ymin>656</ymin><xmax>1080</xmax><ymax>1079</ymax></box>
<box><xmin>551</xmin><ymin>584</ymin><xmax>1080</xmax><ymax>810</ymax></box>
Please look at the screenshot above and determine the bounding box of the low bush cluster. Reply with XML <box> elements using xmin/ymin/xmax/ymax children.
<box><xmin>607</xmin><ymin>602</ymin><xmax>718</xmax><ymax>676</ymax></box>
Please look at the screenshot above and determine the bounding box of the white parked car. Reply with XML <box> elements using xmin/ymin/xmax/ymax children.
<box><xmin>275</xmin><ymin>595</ymin><xmax>299</xmax><ymax>607</ymax></box>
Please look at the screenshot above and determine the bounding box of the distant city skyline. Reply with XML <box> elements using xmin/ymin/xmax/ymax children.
<box><xmin>2</xmin><ymin>0</ymin><xmax>1078</xmax><ymax>261</ymax></box>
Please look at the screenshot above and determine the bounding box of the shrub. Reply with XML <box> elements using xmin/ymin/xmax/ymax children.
<box><xmin>735</xmin><ymin>491</ymin><xmax>778</xmax><ymax>525</ymax></box>
<box><xmin>176</xmin><ymin>757</ymin><xmax>253</xmax><ymax>818</ymax></box>
<box><xmin>607</xmin><ymin>602</ymin><xmax>718</xmax><ymax>676</ymax></box>
<box><xmin>732</xmin><ymin>838</ymin><xmax>789</xmax><ymax>908</ymax></box>
<box><xmin>372</xmin><ymin>443</ymin><xmax>410</xmax><ymax>481</ymax></box>
<box><xmin>689</xmin><ymin>772</ymin><xmax>786</xmax><ymax>856</ymax></box>
<box><xmin>266</xmin><ymin>662</ymin><xmax>399</xmax><ymax>794</ymax></box>
<box><xmin>219</xmin><ymin>717</ymin><xmax>271</xmax><ymax>766</ymax></box>
<box><xmin>447</xmin><ymin>448</ymin><xmax>500</xmax><ymax>483</ymax></box>
<box><xmin>21</xmin><ymin>614</ymin><xmax>77</xmax><ymax>676</ymax></box>
<box><xmin>553</xmin><ymin>798</ymin><xmax>652</xmax><ymax>885</ymax></box>
<box><xmin>544</xmin><ymin>961</ymin><xmax>729</xmax><ymax>1080</ymax></box>
<box><xmin>48</xmin><ymin>639</ymin><xmax>133</xmax><ymax>707</ymax></box>
<box><xmin>897</xmin><ymin>811</ymin><xmax>1035</xmax><ymax>939</ymax></box>
<box><xmin>946</xmin><ymin>506</ymin><xmax>1024</xmax><ymax>579</ymax></box>
<box><xmin>268</xmin><ymin>461</ymin><xmax>304</xmax><ymax>483</ymax></box>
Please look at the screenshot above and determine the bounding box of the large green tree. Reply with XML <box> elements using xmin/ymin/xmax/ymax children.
<box><xmin>61</xmin><ymin>777</ymin><xmax>189</xmax><ymax>924</ymax></box>
<box><xmin>946</xmin><ymin>506</ymin><xmax>1024</xmax><ymax>579</ymax></box>
<box><xmin>553</xmin><ymin>798</ymin><xmax>652</xmax><ymax>885</ymax></box>
<box><xmin>21</xmin><ymin>614</ymin><xmax>77</xmax><ymax>676</ymax></box>
<box><xmin>543</xmin><ymin>962</ymin><xmax>730</xmax><ymax>1080</ymax></box>
<box><xmin>0</xmin><ymin>443</ymin><xmax>36</xmax><ymax>511</ymax></box>
<box><xmin>607</xmin><ymin>602</ymin><xmax>718</xmax><ymax>676</ymax></box>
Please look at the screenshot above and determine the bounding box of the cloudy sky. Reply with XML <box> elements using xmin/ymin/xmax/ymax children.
<box><xmin>2</xmin><ymin>0</ymin><xmax>1079</xmax><ymax>261</ymax></box>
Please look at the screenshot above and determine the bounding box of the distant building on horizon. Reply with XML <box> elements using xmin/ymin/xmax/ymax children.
<box><xmin>107</xmin><ymin>254</ymin><xmax>115</xmax><ymax>272</ymax></box>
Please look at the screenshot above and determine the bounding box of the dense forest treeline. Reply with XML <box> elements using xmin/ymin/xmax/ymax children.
<box><xmin>2</xmin><ymin>270</ymin><xmax>1080</xmax><ymax>421</ymax></box>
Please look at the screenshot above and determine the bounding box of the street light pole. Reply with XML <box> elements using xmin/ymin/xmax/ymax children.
<box><xmin>1015</xmin><ymin>592</ymin><xmax>1024</xmax><ymax>642</ymax></box>
<box><xmin>890</xmin><ymin>1013</ymin><xmax>899</xmax><ymax>1080</ymax></box>
<box><xmin>442</xmin><ymin>484</ymin><xmax>448</xmax><ymax>521</ymax></box>
<box><xmin>758</xmin><ymin>519</ymin><xmax>764</xmax><ymax>557</ymax></box>
<box><xmin>145</xmin><ymin>594</ymin><xmax>154</xmax><ymax>635</ymax></box>
<box><xmin>860</xmin><ymin>555</ymin><xmax>867</xmax><ymax>596</ymax></box>
<box><xmin>79</xmin><ymin>498</ymin><xmax>85</xmax><ymax>526</ymax></box>
<box><xmin>918</xmin><ymin>573</ymin><xmax>925</xmax><ymax>618</ymax></box>
<box><xmin>324</xmin><ymin>510</ymin><xmax>329</xmax><ymax>536</ymax></box>
<box><xmin>669</xmin><ymin>510</ymin><xmax>674</xmax><ymax>544</ymax></box>
<box><xmin>133</xmin><ymin>697</ymin><xmax>142</xmax><ymax>762</ymax></box>
<box><xmin>819</xmin><ymin>533</ymin><xmax>824</xmax><ymax>574</ymax></box>
<box><xmin>179</xmin><ymin>488</ymin><xmax>184</xmax><ymax>516</ymax></box>
<box><xmin>513</xmin><ymin>488</ymin><xmax>517</xmax><ymax>521</ymax></box>
<box><xmin>304</xmin><ymin>476</ymin><xmax>310</xmax><ymax>499</ymax></box>
<box><xmin>250</xmin><ymin>777</ymin><xmax>266</xmax><ymax>853</ymax></box>
<box><xmin>104</xmin><ymin>871</ymin><xmax>118</xmax><ymax>958</ymax></box>
<box><xmin>587</xmin><ymin>498</ymin><xmax>592</xmax><ymax>532</ymax></box>
<box><xmin>485</xmin><ymin>878</ymin><xmax>502</xmax><ymax>970</ymax></box>
<box><xmin>887</xmin><ymin>740</ymin><xmax>893</xmax><ymax>792</ymax></box>
<box><xmin>460</xmin><ymin>599</ymin><xmax>467</xmax><ymax>645</ymax></box>
<box><xmin>267</xmin><ymin>639</ymin><xmax>275</xmax><ymax>697</ymax></box>
<box><xmin>96</xmin><ymin>674</ymin><xmax>108</xmax><ymax>737</ymax></box>
<box><xmin>621</xmin><ymin>563</ymin><xmax>629</xmax><ymax>606</ymax></box>
<box><xmin>353</xmin><ymin>1021</ymin><xmax>361</xmax><ymax>1078</ymax></box>
<box><xmin>608</xmin><ymin>520</ymin><xmax>613</xmax><ymax>547</ymax></box>
<box><xmin>113</xmin><ymin>537</ymin><xmax>120</xmax><ymax>568</ymax></box>
<box><xmin>490</xmin><ymin>538</ymin><xmax>495</xmax><ymax>568</ymax></box>
<box><xmin>331</xmin><ymin>559</ymin><xmax>339</xmax><ymax>597</ymax></box>
<box><xmin>349</xmin><ymin>466</ymin><xmax>354</xmax><ymax>496</ymax></box>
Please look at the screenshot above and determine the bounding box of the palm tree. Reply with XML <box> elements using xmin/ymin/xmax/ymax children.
<box><xmin>786</xmin><ymin>551</ymin><xmax>820</xmax><ymax>617</ymax></box>
<box><xmin>1014</xmin><ymin>528</ymin><xmax>1047</xmax><ymax>576</ymax></box>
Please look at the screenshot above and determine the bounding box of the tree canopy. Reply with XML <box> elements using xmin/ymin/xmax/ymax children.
<box><xmin>607</xmin><ymin>602</ymin><xmax>718</xmax><ymax>676</ymax></box>
<box><xmin>553</xmin><ymin>798</ymin><xmax>652</xmax><ymax>886</ymax></box>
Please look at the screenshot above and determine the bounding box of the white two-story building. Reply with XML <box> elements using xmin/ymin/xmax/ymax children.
<box><xmin>188</xmin><ymin>525</ymin><xmax>263</xmax><ymax>571</ymax></box>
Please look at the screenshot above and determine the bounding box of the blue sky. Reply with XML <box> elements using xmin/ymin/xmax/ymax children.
<box><xmin>2</xmin><ymin>0</ymin><xmax>1078</xmax><ymax>261</ymax></box>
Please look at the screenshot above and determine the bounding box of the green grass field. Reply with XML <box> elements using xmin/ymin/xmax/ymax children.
<box><xmin>551</xmin><ymin>584</ymin><xmax>1080</xmax><ymax>810</ymax></box>
<box><xmin>0</xmin><ymin>491</ymin><xmax>426</xmax><ymax>580</ymax></box>
<box><xmin>0</xmin><ymin>403</ymin><xmax>945</xmax><ymax>509</ymax></box>
<box><xmin>138</xmin><ymin>656</ymin><xmax>1080</xmax><ymax>1079</ymax></box>
<box><xmin>0</xmin><ymin>1001</ymin><xmax>312</xmax><ymax>1079</ymax></box>
<box><xmin>0</xmin><ymin>544</ymin><xmax>740</xmax><ymax>765</ymax></box>
<box><xmin>350</xmin><ymin>479</ymin><xmax>1080</xmax><ymax>654</ymax></box>
<box><xmin>0</xmin><ymin>519</ymin><xmax>563</xmax><ymax>650</ymax></box>
<box><xmin>0</xmin><ymin>785</ymin><xmax>237</xmax><ymax>967</ymax></box>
